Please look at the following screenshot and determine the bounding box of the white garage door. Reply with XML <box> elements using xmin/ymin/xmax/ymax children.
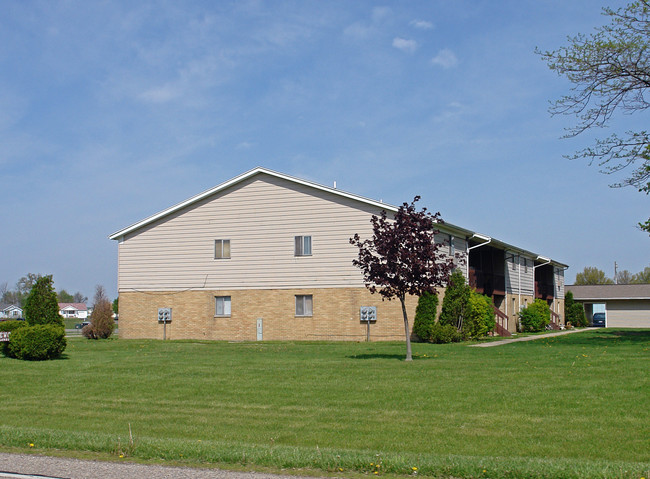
<box><xmin>606</xmin><ymin>300</ymin><xmax>650</xmax><ymax>328</ymax></box>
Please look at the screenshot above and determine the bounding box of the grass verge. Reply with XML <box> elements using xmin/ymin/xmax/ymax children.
<box><xmin>1</xmin><ymin>329</ymin><xmax>648</xmax><ymax>478</ymax></box>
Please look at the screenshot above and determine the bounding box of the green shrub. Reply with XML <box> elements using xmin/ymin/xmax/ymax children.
<box><xmin>439</xmin><ymin>269</ymin><xmax>470</xmax><ymax>329</ymax></box>
<box><xmin>0</xmin><ymin>320</ymin><xmax>28</xmax><ymax>357</ymax></box>
<box><xmin>8</xmin><ymin>325</ymin><xmax>66</xmax><ymax>361</ymax></box>
<box><xmin>430</xmin><ymin>323</ymin><xmax>462</xmax><ymax>344</ymax></box>
<box><xmin>518</xmin><ymin>299</ymin><xmax>551</xmax><ymax>332</ymax></box>
<box><xmin>463</xmin><ymin>292</ymin><xmax>496</xmax><ymax>339</ymax></box>
<box><xmin>570</xmin><ymin>303</ymin><xmax>588</xmax><ymax>327</ymax></box>
<box><xmin>413</xmin><ymin>291</ymin><xmax>439</xmax><ymax>342</ymax></box>
<box><xmin>23</xmin><ymin>275</ymin><xmax>64</xmax><ymax>328</ymax></box>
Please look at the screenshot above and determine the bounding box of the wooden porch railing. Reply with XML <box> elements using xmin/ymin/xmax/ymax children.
<box><xmin>549</xmin><ymin>310</ymin><xmax>561</xmax><ymax>330</ymax></box>
<box><xmin>492</xmin><ymin>305</ymin><xmax>512</xmax><ymax>337</ymax></box>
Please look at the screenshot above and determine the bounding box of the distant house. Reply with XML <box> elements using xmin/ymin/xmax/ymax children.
<box><xmin>0</xmin><ymin>304</ymin><xmax>23</xmax><ymax>320</ymax></box>
<box><xmin>109</xmin><ymin>167</ymin><xmax>567</xmax><ymax>341</ymax></box>
<box><xmin>58</xmin><ymin>303</ymin><xmax>88</xmax><ymax>320</ymax></box>
<box><xmin>565</xmin><ymin>284</ymin><xmax>650</xmax><ymax>328</ymax></box>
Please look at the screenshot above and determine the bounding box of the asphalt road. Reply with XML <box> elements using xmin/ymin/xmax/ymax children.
<box><xmin>0</xmin><ymin>453</ymin><xmax>320</xmax><ymax>479</ymax></box>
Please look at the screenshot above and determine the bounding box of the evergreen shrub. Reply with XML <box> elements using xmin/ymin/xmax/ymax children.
<box><xmin>519</xmin><ymin>299</ymin><xmax>551</xmax><ymax>332</ymax></box>
<box><xmin>570</xmin><ymin>303</ymin><xmax>588</xmax><ymax>327</ymax></box>
<box><xmin>23</xmin><ymin>276</ymin><xmax>64</xmax><ymax>328</ymax></box>
<box><xmin>464</xmin><ymin>292</ymin><xmax>496</xmax><ymax>339</ymax></box>
<box><xmin>430</xmin><ymin>322</ymin><xmax>462</xmax><ymax>343</ymax></box>
<box><xmin>0</xmin><ymin>320</ymin><xmax>27</xmax><ymax>357</ymax></box>
<box><xmin>8</xmin><ymin>324</ymin><xmax>66</xmax><ymax>361</ymax></box>
<box><xmin>413</xmin><ymin>291</ymin><xmax>439</xmax><ymax>342</ymax></box>
<box><xmin>439</xmin><ymin>269</ymin><xmax>470</xmax><ymax>329</ymax></box>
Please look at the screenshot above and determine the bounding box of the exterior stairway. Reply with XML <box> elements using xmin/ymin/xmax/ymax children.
<box><xmin>549</xmin><ymin>310</ymin><xmax>562</xmax><ymax>330</ymax></box>
<box><xmin>492</xmin><ymin>305</ymin><xmax>512</xmax><ymax>336</ymax></box>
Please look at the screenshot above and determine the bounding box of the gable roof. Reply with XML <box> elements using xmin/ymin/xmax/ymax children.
<box><xmin>108</xmin><ymin>167</ymin><xmax>407</xmax><ymax>241</ymax></box>
<box><xmin>58</xmin><ymin>303</ymin><xmax>88</xmax><ymax>311</ymax></box>
<box><xmin>566</xmin><ymin>284</ymin><xmax>650</xmax><ymax>301</ymax></box>
<box><xmin>108</xmin><ymin>166</ymin><xmax>567</xmax><ymax>268</ymax></box>
<box><xmin>1</xmin><ymin>304</ymin><xmax>23</xmax><ymax>313</ymax></box>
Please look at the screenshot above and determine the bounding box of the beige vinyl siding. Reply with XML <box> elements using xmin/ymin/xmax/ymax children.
<box><xmin>505</xmin><ymin>252</ymin><xmax>518</xmax><ymax>293</ymax></box>
<box><xmin>505</xmin><ymin>252</ymin><xmax>534</xmax><ymax>296</ymax></box>
<box><xmin>117</xmin><ymin>175</ymin><xmax>385</xmax><ymax>292</ymax></box>
<box><xmin>452</xmin><ymin>236</ymin><xmax>468</xmax><ymax>278</ymax></box>
<box><xmin>429</xmin><ymin>231</ymin><xmax>468</xmax><ymax>280</ymax></box>
<box><xmin>519</xmin><ymin>256</ymin><xmax>534</xmax><ymax>295</ymax></box>
<box><xmin>554</xmin><ymin>267</ymin><xmax>565</xmax><ymax>299</ymax></box>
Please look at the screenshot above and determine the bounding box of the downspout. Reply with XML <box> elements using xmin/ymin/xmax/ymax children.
<box><xmin>517</xmin><ymin>254</ymin><xmax>521</xmax><ymax>329</ymax></box>
<box><xmin>533</xmin><ymin>256</ymin><xmax>551</xmax><ymax>304</ymax></box>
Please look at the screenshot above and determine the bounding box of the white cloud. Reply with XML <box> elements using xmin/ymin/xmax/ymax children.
<box><xmin>343</xmin><ymin>22</ymin><xmax>373</xmax><ymax>39</ymax></box>
<box><xmin>371</xmin><ymin>6</ymin><xmax>392</xmax><ymax>23</ymax></box>
<box><xmin>431</xmin><ymin>49</ymin><xmax>458</xmax><ymax>69</ymax></box>
<box><xmin>392</xmin><ymin>37</ymin><xmax>417</xmax><ymax>53</ymax></box>
<box><xmin>236</xmin><ymin>141</ymin><xmax>254</xmax><ymax>150</ymax></box>
<box><xmin>139</xmin><ymin>84</ymin><xmax>179</xmax><ymax>103</ymax></box>
<box><xmin>410</xmin><ymin>20</ymin><xmax>433</xmax><ymax>30</ymax></box>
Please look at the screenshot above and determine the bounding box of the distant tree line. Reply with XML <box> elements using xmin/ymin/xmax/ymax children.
<box><xmin>1</xmin><ymin>273</ymin><xmax>88</xmax><ymax>307</ymax></box>
<box><xmin>574</xmin><ymin>266</ymin><xmax>650</xmax><ymax>285</ymax></box>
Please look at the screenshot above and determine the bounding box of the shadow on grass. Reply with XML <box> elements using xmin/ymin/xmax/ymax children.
<box><xmin>346</xmin><ymin>353</ymin><xmax>408</xmax><ymax>360</ymax></box>
<box><xmin>556</xmin><ymin>329</ymin><xmax>650</xmax><ymax>346</ymax></box>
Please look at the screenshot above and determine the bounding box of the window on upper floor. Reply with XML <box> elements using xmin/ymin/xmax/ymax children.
<box><xmin>215</xmin><ymin>239</ymin><xmax>231</xmax><ymax>259</ymax></box>
<box><xmin>295</xmin><ymin>295</ymin><xmax>313</xmax><ymax>316</ymax></box>
<box><xmin>294</xmin><ymin>235</ymin><xmax>312</xmax><ymax>256</ymax></box>
<box><xmin>449</xmin><ymin>235</ymin><xmax>455</xmax><ymax>256</ymax></box>
<box><xmin>215</xmin><ymin>296</ymin><xmax>231</xmax><ymax>316</ymax></box>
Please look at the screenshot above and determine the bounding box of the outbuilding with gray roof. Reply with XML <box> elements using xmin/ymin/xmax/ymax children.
<box><xmin>565</xmin><ymin>284</ymin><xmax>650</xmax><ymax>328</ymax></box>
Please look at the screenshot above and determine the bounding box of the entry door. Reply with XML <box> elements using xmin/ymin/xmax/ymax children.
<box><xmin>256</xmin><ymin>318</ymin><xmax>263</xmax><ymax>341</ymax></box>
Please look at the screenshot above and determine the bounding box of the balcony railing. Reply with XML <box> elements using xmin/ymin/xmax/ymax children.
<box><xmin>535</xmin><ymin>281</ymin><xmax>555</xmax><ymax>299</ymax></box>
<box><xmin>469</xmin><ymin>268</ymin><xmax>506</xmax><ymax>296</ymax></box>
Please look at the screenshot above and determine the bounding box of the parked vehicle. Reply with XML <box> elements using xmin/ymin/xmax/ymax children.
<box><xmin>75</xmin><ymin>321</ymin><xmax>90</xmax><ymax>329</ymax></box>
<box><xmin>592</xmin><ymin>312</ymin><xmax>606</xmax><ymax>327</ymax></box>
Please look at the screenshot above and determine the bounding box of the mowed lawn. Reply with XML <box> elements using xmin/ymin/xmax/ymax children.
<box><xmin>0</xmin><ymin>329</ymin><xmax>648</xmax><ymax>479</ymax></box>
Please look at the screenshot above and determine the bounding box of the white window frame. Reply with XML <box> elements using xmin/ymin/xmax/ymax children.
<box><xmin>215</xmin><ymin>239</ymin><xmax>231</xmax><ymax>259</ymax></box>
<box><xmin>294</xmin><ymin>235</ymin><xmax>312</xmax><ymax>256</ymax></box>
<box><xmin>215</xmin><ymin>296</ymin><xmax>231</xmax><ymax>316</ymax></box>
<box><xmin>295</xmin><ymin>295</ymin><xmax>313</xmax><ymax>317</ymax></box>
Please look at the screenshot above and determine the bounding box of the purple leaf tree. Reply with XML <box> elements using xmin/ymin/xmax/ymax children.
<box><xmin>350</xmin><ymin>196</ymin><xmax>460</xmax><ymax>361</ymax></box>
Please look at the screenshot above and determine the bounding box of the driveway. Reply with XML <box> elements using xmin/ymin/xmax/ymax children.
<box><xmin>0</xmin><ymin>453</ymin><xmax>318</xmax><ymax>479</ymax></box>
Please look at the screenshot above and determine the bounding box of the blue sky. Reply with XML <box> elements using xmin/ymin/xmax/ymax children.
<box><xmin>1</xmin><ymin>0</ymin><xmax>648</xmax><ymax>301</ymax></box>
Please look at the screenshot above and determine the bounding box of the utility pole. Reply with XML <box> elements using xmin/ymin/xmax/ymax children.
<box><xmin>614</xmin><ymin>261</ymin><xmax>618</xmax><ymax>284</ymax></box>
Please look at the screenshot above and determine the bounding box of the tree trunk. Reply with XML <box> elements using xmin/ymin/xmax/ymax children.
<box><xmin>400</xmin><ymin>295</ymin><xmax>412</xmax><ymax>361</ymax></box>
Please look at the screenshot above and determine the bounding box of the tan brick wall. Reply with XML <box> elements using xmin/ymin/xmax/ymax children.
<box><xmin>503</xmin><ymin>294</ymin><xmax>565</xmax><ymax>332</ymax></box>
<box><xmin>118</xmin><ymin>288</ymin><xmax>420</xmax><ymax>341</ymax></box>
<box><xmin>504</xmin><ymin>293</ymin><xmax>535</xmax><ymax>333</ymax></box>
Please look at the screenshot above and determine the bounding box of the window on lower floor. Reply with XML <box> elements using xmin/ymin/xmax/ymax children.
<box><xmin>215</xmin><ymin>296</ymin><xmax>231</xmax><ymax>316</ymax></box>
<box><xmin>295</xmin><ymin>295</ymin><xmax>313</xmax><ymax>316</ymax></box>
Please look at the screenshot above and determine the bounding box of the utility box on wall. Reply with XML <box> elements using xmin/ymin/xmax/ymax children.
<box><xmin>157</xmin><ymin>308</ymin><xmax>172</xmax><ymax>323</ymax></box>
<box><xmin>360</xmin><ymin>306</ymin><xmax>377</xmax><ymax>322</ymax></box>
